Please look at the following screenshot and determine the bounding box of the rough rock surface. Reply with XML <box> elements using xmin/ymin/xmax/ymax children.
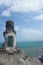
<box><xmin>0</xmin><ymin>49</ymin><xmax>43</xmax><ymax>65</ymax></box>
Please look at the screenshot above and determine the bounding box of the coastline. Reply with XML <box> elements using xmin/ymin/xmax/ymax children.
<box><xmin>0</xmin><ymin>42</ymin><xmax>43</xmax><ymax>57</ymax></box>
<box><xmin>21</xmin><ymin>46</ymin><xmax>43</xmax><ymax>58</ymax></box>
<box><xmin>0</xmin><ymin>48</ymin><xmax>43</xmax><ymax>65</ymax></box>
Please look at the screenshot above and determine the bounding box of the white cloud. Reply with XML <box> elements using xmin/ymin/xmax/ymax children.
<box><xmin>16</xmin><ymin>26</ymin><xmax>43</xmax><ymax>41</ymax></box>
<box><xmin>34</xmin><ymin>14</ymin><xmax>43</xmax><ymax>20</ymax></box>
<box><xmin>10</xmin><ymin>0</ymin><xmax>41</xmax><ymax>12</ymax></box>
<box><xmin>0</xmin><ymin>0</ymin><xmax>12</xmax><ymax>7</ymax></box>
<box><xmin>2</xmin><ymin>10</ymin><xmax>10</xmax><ymax>17</ymax></box>
<box><xmin>8</xmin><ymin>0</ymin><xmax>43</xmax><ymax>12</ymax></box>
<box><xmin>0</xmin><ymin>0</ymin><xmax>43</xmax><ymax>13</ymax></box>
<box><xmin>40</xmin><ymin>25</ymin><xmax>43</xmax><ymax>30</ymax></box>
<box><xmin>15</xmin><ymin>26</ymin><xmax>21</xmax><ymax>31</ymax></box>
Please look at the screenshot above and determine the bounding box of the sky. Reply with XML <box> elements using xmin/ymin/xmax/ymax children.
<box><xmin>0</xmin><ymin>0</ymin><xmax>43</xmax><ymax>42</ymax></box>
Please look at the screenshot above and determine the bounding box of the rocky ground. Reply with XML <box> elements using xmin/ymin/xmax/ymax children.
<box><xmin>0</xmin><ymin>48</ymin><xmax>43</xmax><ymax>65</ymax></box>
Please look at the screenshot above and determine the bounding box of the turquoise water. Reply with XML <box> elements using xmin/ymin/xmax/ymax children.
<box><xmin>16</xmin><ymin>41</ymin><xmax>43</xmax><ymax>48</ymax></box>
<box><xmin>0</xmin><ymin>41</ymin><xmax>43</xmax><ymax>57</ymax></box>
<box><xmin>17</xmin><ymin>41</ymin><xmax>43</xmax><ymax>57</ymax></box>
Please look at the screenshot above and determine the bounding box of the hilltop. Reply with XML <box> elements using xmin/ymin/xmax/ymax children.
<box><xmin>0</xmin><ymin>48</ymin><xmax>43</xmax><ymax>65</ymax></box>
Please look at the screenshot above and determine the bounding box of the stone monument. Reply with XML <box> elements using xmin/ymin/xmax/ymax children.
<box><xmin>3</xmin><ymin>20</ymin><xmax>16</xmax><ymax>51</ymax></box>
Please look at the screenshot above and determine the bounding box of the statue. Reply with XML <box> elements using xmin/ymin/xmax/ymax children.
<box><xmin>3</xmin><ymin>20</ymin><xmax>16</xmax><ymax>51</ymax></box>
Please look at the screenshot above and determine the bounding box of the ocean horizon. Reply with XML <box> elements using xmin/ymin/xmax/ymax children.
<box><xmin>0</xmin><ymin>41</ymin><xmax>43</xmax><ymax>57</ymax></box>
<box><xmin>17</xmin><ymin>41</ymin><xmax>43</xmax><ymax>48</ymax></box>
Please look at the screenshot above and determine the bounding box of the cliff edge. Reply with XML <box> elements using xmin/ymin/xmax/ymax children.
<box><xmin>0</xmin><ymin>48</ymin><xmax>43</xmax><ymax>65</ymax></box>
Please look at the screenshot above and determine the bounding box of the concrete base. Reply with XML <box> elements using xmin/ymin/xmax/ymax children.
<box><xmin>6</xmin><ymin>47</ymin><xmax>17</xmax><ymax>54</ymax></box>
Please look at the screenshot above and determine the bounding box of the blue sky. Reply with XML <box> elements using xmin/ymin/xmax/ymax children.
<box><xmin>0</xmin><ymin>0</ymin><xmax>43</xmax><ymax>42</ymax></box>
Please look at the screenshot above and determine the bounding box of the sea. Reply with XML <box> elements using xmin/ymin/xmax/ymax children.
<box><xmin>0</xmin><ymin>41</ymin><xmax>43</xmax><ymax>58</ymax></box>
